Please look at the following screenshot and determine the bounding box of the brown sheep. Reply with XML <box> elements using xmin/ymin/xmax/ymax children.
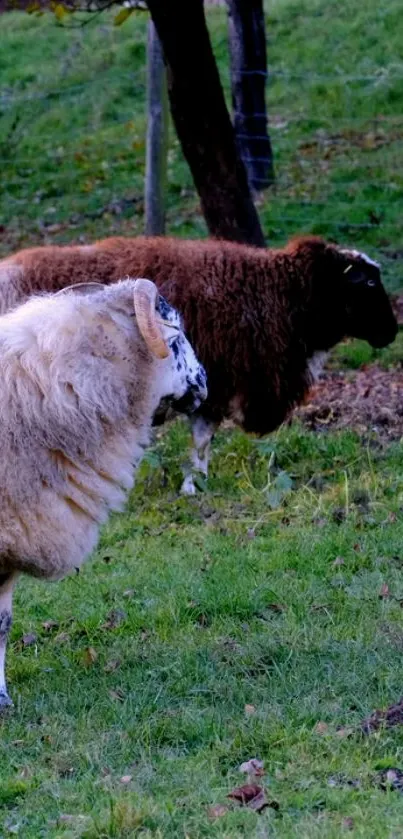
<box><xmin>0</xmin><ymin>234</ymin><xmax>398</xmax><ymax>493</ymax></box>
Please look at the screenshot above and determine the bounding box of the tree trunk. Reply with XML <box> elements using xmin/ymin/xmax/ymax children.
<box><xmin>227</xmin><ymin>0</ymin><xmax>274</xmax><ymax>192</ymax></box>
<box><xmin>145</xmin><ymin>20</ymin><xmax>168</xmax><ymax>235</ymax></box>
<box><xmin>146</xmin><ymin>0</ymin><xmax>265</xmax><ymax>247</ymax></box>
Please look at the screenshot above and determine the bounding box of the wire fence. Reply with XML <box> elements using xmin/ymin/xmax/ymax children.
<box><xmin>0</xmin><ymin>7</ymin><xmax>402</xmax><ymax>284</ymax></box>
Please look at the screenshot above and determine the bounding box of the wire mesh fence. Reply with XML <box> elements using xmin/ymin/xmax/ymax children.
<box><xmin>0</xmin><ymin>3</ymin><xmax>402</xmax><ymax>287</ymax></box>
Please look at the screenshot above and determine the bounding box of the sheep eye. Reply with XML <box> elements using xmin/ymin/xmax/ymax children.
<box><xmin>367</xmin><ymin>279</ymin><xmax>376</xmax><ymax>288</ymax></box>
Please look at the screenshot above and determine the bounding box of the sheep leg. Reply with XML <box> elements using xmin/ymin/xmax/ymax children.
<box><xmin>0</xmin><ymin>573</ymin><xmax>17</xmax><ymax>710</ymax></box>
<box><xmin>181</xmin><ymin>415</ymin><xmax>218</xmax><ymax>496</ymax></box>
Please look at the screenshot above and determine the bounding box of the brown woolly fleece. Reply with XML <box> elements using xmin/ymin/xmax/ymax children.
<box><xmin>0</xmin><ymin>234</ymin><xmax>397</xmax><ymax>435</ymax></box>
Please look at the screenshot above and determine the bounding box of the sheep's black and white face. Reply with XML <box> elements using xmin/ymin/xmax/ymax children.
<box><xmin>152</xmin><ymin>295</ymin><xmax>207</xmax><ymax>425</ymax></box>
<box><xmin>339</xmin><ymin>249</ymin><xmax>398</xmax><ymax>349</ymax></box>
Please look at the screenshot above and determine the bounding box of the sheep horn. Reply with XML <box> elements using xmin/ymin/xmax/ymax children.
<box><xmin>55</xmin><ymin>282</ymin><xmax>106</xmax><ymax>296</ymax></box>
<box><xmin>133</xmin><ymin>278</ymin><xmax>169</xmax><ymax>360</ymax></box>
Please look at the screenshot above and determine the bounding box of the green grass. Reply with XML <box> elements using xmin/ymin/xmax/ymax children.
<box><xmin>330</xmin><ymin>330</ymin><xmax>403</xmax><ymax>370</ymax></box>
<box><xmin>2</xmin><ymin>422</ymin><xmax>403</xmax><ymax>837</ymax></box>
<box><xmin>1</xmin><ymin>0</ymin><xmax>403</xmax><ymax>835</ymax></box>
<box><xmin>0</xmin><ymin>0</ymin><xmax>402</xmax><ymax>292</ymax></box>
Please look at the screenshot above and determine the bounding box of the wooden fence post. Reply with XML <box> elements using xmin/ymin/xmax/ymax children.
<box><xmin>227</xmin><ymin>0</ymin><xmax>274</xmax><ymax>192</ymax></box>
<box><xmin>145</xmin><ymin>19</ymin><xmax>168</xmax><ymax>235</ymax></box>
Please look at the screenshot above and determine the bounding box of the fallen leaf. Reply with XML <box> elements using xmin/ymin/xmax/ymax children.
<box><xmin>313</xmin><ymin>517</ymin><xmax>327</xmax><ymax>528</ymax></box>
<box><xmin>82</xmin><ymin>646</ymin><xmax>98</xmax><ymax>666</ymax></box>
<box><xmin>45</xmin><ymin>222</ymin><xmax>63</xmax><ymax>233</ymax></box>
<box><xmin>267</xmin><ymin>602</ymin><xmax>286</xmax><ymax>613</ymax></box>
<box><xmin>296</xmin><ymin>366</ymin><xmax>403</xmax><ymax>442</ymax></box>
<box><xmin>109</xmin><ymin>688</ymin><xmax>125</xmax><ymax>702</ymax></box>
<box><xmin>22</xmin><ymin>633</ymin><xmax>37</xmax><ymax>647</ymax></box>
<box><xmin>114</xmin><ymin>6</ymin><xmax>133</xmax><ymax>26</ymax></box>
<box><xmin>314</xmin><ymin>721</ymin><xmax>329</xmax><ymax>735</ymax></box>
<box><xmin>328</xmin><ymin>774</ymin><xmax>360</xmax><ymax>789</ymax></box>
<box><xmin>55</xmin><ymin>632</ymin><xmax>70</xmax><ymax>644</ymax></box>
<box><xmin>342</xmin><ymin>817</ymin><xmax>355</xmax><ymax>830</ymax></box>
<box><xmin>244</xmin><ymin>704</ymin><xmax>256</xmax><ymax>716</ymax></box>
<box><xmin>254</xmin><ymin>790</ymin><xmax>279</xmax><ymax>812</ymax></box>
<box><xmin>208</xmin><ymin>804</ymin><xmax>229</xmax><ymax>819</ymax></box>
<box><xmin>197</xmin><ymin>613</ymin><xmax>210</xmax><ymax>627</ymax></box>
<box><xmin>379</xmin><ymin>583</ymin><xmax>390</xmax><ymax>599</ymax></box>
<box><xmin>201</xmin><ymin>554</ymin><xmax>214</xmax><ymax>572</ymax></box>
<box><xmin>239</xmin><ymin>758</ymin><xmax>264</xmax><ymax>776</ymax></box>
<box><xmin>376</xmin><ymin>767</ymin><xmax>403</xmax><ymax>793</ymax></box>
<box><xmin>42</xmin><ymin>620</ymin><xmax>59</xmax><ymax>632</ymax></box>
<box><xmin>332</xmin><ymin>556</ymin><xmax>345</xmax><ymax>568</ymax></box>
<box><xmin>57</xmin><ymin>761</ymin><xmax>75</xmax><ymax>777</ymax></box>
<box><xmin>104</xmin><ymin>658</ymin><xmax>120</xmax><ymax>673</ymax></box>
<box><xmin>384</xmin><ymin>768</ymin><xmax>403</xmax><ymax>791</ymax></box>
<box><xmin>58</xmin><ymin>814</ymin><xmax>89</xmax><ymax>825</ymax></box>
<box><xmin>101</xmin><ymin>609</ymin><xmax>126</xmax><ymax>630</ymax></box>
<box><xmin>228</xmin><ymin>783</ymin><xmax>262</xmax><ymax>803</ymax></box>
<box><xmin>248</xmin><ymin>789</ymin><xmax>269</xmax><ymax>811</ymax></box>
<box><xmin>332</xmin><ymin>507</ymin><xmax>346</xmax><ymax>524</ymax></box>
<box><xmin>120</xmin><ymin>775</ymin><xmax>132</xmax><ymax>784</ymax></box>
<box><xmin>361</xmin><ymin>697</ymin><xmax>403</xmax><ymax>734</ymax></box>
<box><xmin>336</xmin><ymin>726</ymin><xmax>355</xmax><ymax>739</ymax></box>
<box><xmin>122</xmin><ymin>589</ymin><xmax>136</xmax><ymax>599</ymax></box>
<box><xmin>4</xmin><ymin>823</ymin><xmax>20</xmax><ymax>836</ymax></box>
<box><xmin>227</xmin><ymin>784</ymin><xmax>275</xmax><ymax>812</ymax></box>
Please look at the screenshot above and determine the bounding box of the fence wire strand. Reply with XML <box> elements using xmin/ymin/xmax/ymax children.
<box><xmin>0</xmin><ymin>18</ymin><xmax>402</xmax><ymax>252</ymax></box>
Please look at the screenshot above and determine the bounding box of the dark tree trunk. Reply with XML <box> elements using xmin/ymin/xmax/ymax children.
<box><xmin>146</xmin><ymin>0</ymin><xmax>265</xmax><ymax>247</ymax></box>
<box><xmin>227</xmin><ymin>0</ymin><xmax>274</xmax><ymax>192</ymax></box>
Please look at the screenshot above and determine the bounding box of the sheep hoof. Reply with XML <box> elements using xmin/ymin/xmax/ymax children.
<box><xmin>0</xmin><ymin>690</ymin><xmax>13</xmax><ymax>711</ymax></box>
<box><xmin>180</xmin><ymin>475</ymin><xmax>197</xmax><ymax>496</ymax></box>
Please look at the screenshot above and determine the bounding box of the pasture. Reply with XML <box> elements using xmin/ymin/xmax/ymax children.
<box><xmin>0</xmin><ymin>0</ymin><xmax>403</xmax><ymax>836</ymax></box>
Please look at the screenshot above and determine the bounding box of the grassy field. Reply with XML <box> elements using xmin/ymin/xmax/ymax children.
<box><xmin>0</xmin><ymin>0</ymin><xmax>403</xmax><ymax>289</ymax></box>
<box><xmin>1</xmin><ymin>0</ymin><xmax>403</xmax><ymax>836</ymax></box>
<box><xmin>2</xmin><ymin>425</ymin><xmax>403</xmax><ymax>837</ymax></box>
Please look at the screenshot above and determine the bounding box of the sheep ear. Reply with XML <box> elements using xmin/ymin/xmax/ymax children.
<box><xmin>54</xmin><ymin>282</ymin><xmax>106</xmax><ymax>296</ymax></box>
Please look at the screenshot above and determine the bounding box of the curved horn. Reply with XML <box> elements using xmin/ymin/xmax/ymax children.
<box><xmin>55</xmin><ymin>282</ymin><xmax>106</xmax><ymax>296</ymax></box>
<box><xmin>133</xmin><ymin>278</ymin><xmax>169</xmax><ymax>359</ymax></box>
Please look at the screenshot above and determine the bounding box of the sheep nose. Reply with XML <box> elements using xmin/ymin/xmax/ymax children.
<box><xmin>174</xmin><ymin>370</ymin><xmax>207</xmax><ymax>416</ymax></box>
<box><xmin>173</xmin><ymin>391</ymin><xmax>200</xmax><ymax>415</ymax></box>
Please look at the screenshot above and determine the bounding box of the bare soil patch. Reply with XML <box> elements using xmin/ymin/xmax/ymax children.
<box><xmin>296</xmin><ymin>363</ymin><xmax>403</xmax><ymax>442</ymax></box>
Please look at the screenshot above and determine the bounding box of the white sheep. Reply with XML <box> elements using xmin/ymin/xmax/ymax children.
<box><xmin>0</xmin><ymin>277</ymin><xmax>207</xmax><ymax>708</ymax></box>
